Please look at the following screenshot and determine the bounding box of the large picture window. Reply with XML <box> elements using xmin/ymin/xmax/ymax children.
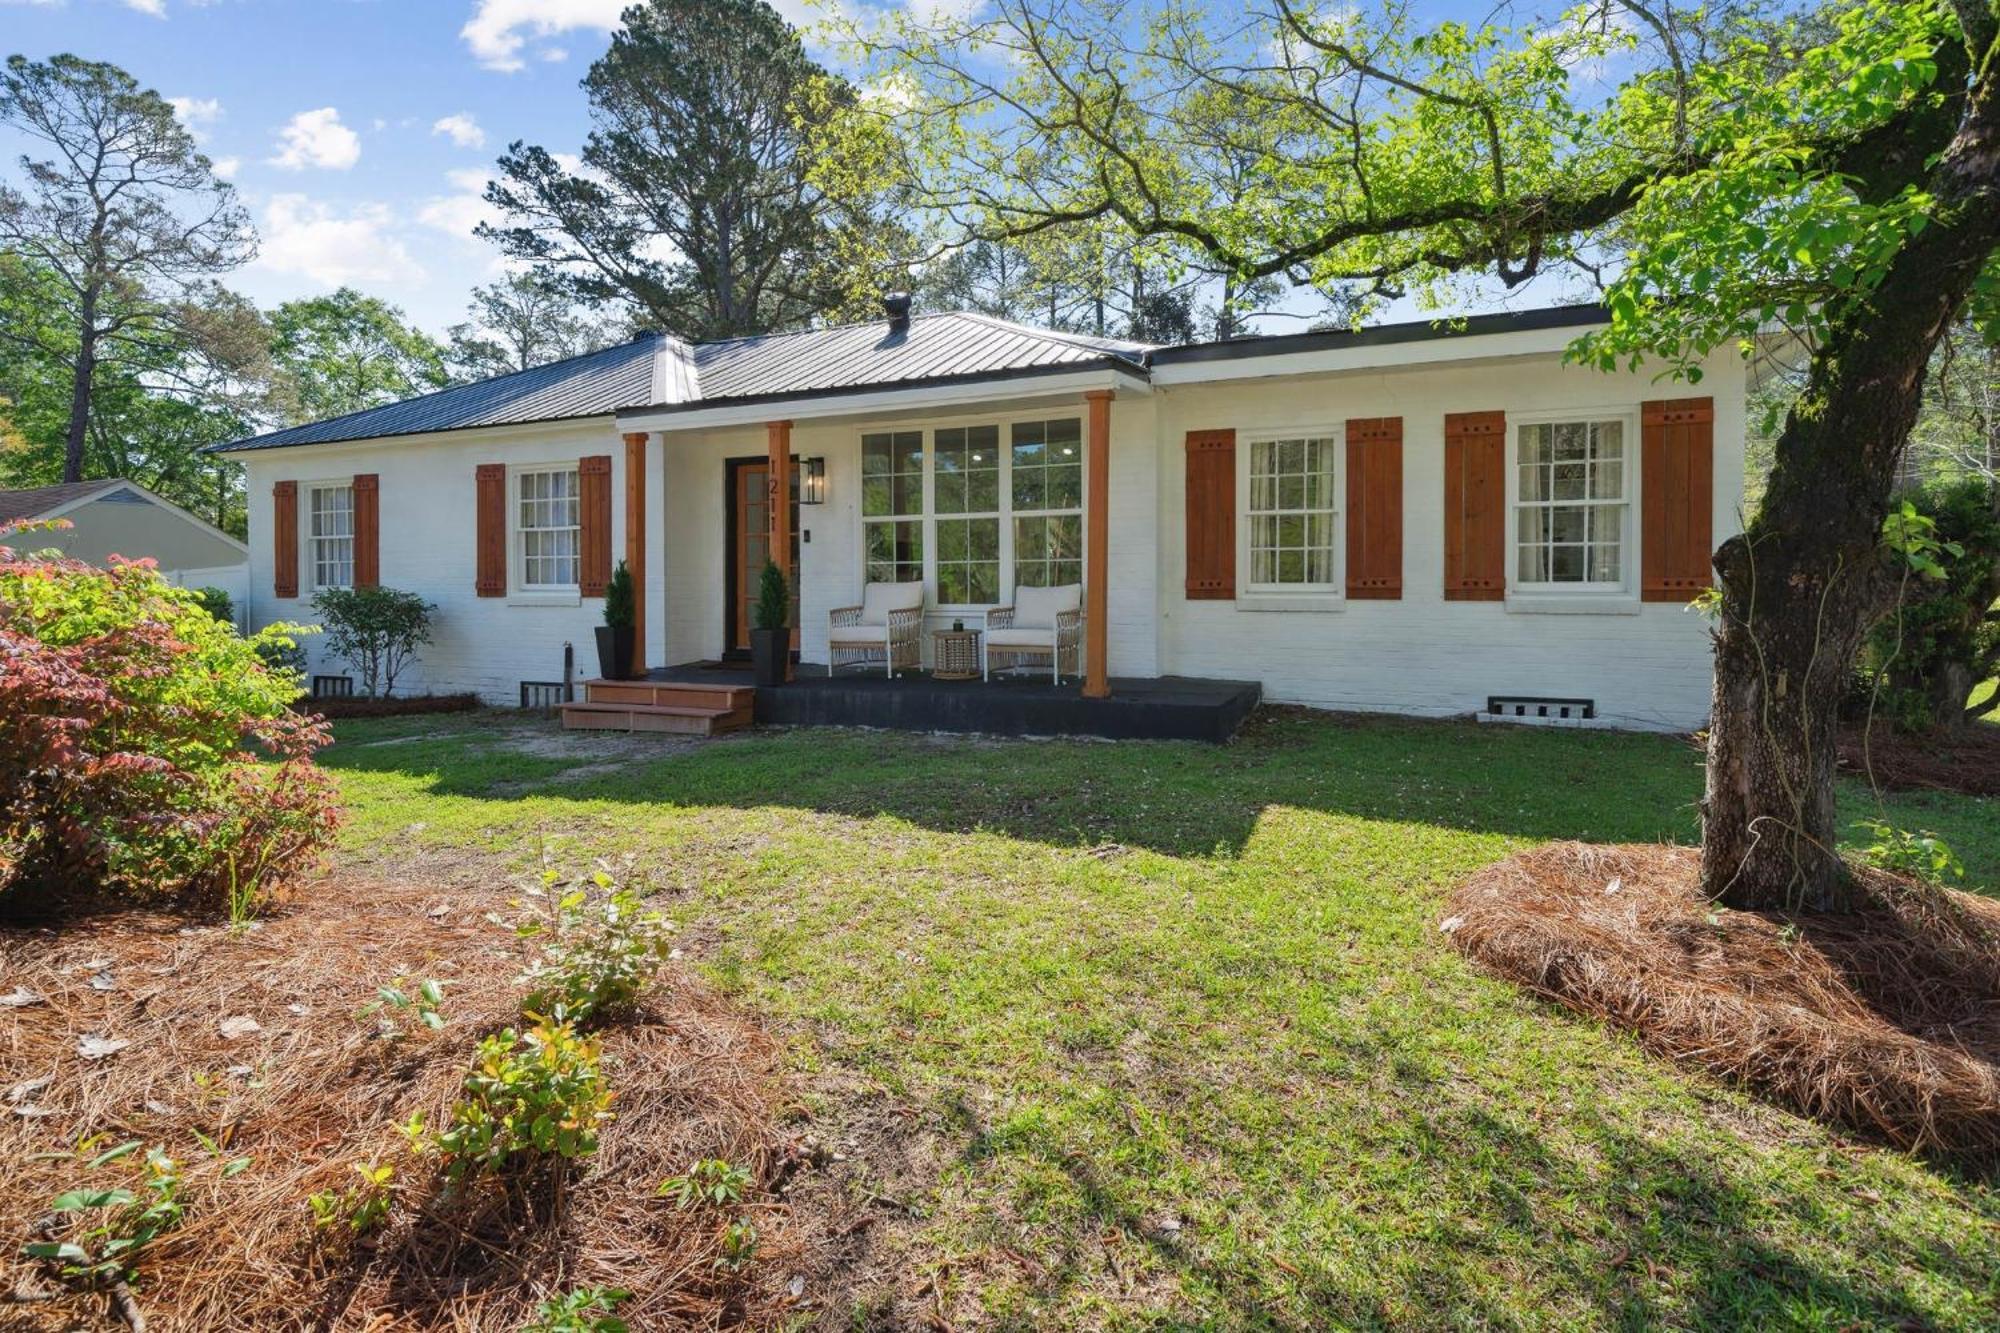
<box><xmin>307</xmin><ymin>483</ymin><xmax>354</xmax><ymax>591</ymax></box>
<box><xmin>862</xmin><ymin>430</ymin><xmax>925</xmax><ymax>584</ymax></box>
<box><xmin>1011</xmin><ymin>417</ymin><xmax>1083</xmax><ymax>589</ymax></box>
<box><xmin>517</xmin><ymin>466</ymin><xmax>580</xmax><ymax>589</ymax></box>
<box><xmin>1246</xmin><ymin>436</ymin><xmax>1337</xmax><ymax>588</ymax></box>
<box><xmin>1515</xmin><ymin>419</ymin><xmax>1626</xmax><ymax>587</ymax></box>
<box><xmin>859</xmin><ymin>415</ymin><xmax>1085</xmax><ymax>607</ymax></box>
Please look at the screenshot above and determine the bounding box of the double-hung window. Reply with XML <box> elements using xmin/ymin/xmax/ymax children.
<box><xmin>1011</xmin><ymin>417</ymin><xmax>1083</xmax><ymax>590</ymax></box>
<box><xmin>517</xmin><ymin>466</ymin><xmax>580</xmax><ymax>590</ymax></box>
<box><xmin>1246</xmin><ymin>435</ymin><xmax>1337</xmax><ymax>589</ymax></box>
<box><xmin>307</xmin><ymin>483</ymin><xmax>354</xmax><ymax>591</ymax></box>
<box><xmin>1515</xmin><ymin>419</ymin><xmax>1627</xmax><ymax>588</ymax></box>
<box><xmin>862</xmin><ymin>430</ymin><xmax>925</xmax><ymax>584</ymax></box>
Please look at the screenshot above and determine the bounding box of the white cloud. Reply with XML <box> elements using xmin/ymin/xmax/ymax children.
<box><xmin>418</xmin><ymin>168</ymin><xmax>503</xmax><ymax>242</ymax></box>
<box><xmin>270</xmin><ymin>107</ymin><xmax>361</xmax><ymax>171</ymax></box>
<box><xmin>460</xmin><ymin>0</ymin><xmax>625</xmax><ymax>73</ymax></box>
<box><xmin>209</xmin><ymin>155</ymin><xmax>240</xmax><ymax>180</ymax></box>
<box><xmin>540</xmin><ymin>46</ymin><xmax>569</xmax><ymax>62</ymax></box>
<box><xmin>124</xmin><ymin>0</ymin><xmax>166</xmax><ymax>16</ymax></box>
<box><xmin>431</xmin><ymin>113</ymin><xmax>487</xmax><ymax>149</ymax></box>
<box><xmin>168</xmin><ymin>96</ymin><xmax>222</xmax><ymax>130</ymax></box>
<box><xmin>256</xmin><ymin>195</ymin><xmax>423</xmax><ymax>287</ymax></box>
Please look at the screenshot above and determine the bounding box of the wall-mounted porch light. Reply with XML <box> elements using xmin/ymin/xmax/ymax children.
<box><xmin>799</xmin><ymin>456</ymin><xmax>827</xmax><ymax>505</ymax></box>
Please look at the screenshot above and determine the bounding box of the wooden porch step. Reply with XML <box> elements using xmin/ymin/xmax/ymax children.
<box><xmin>582</xmin><ymin>679</ymin><xmax>755</xmax><ymax>712</ymax></box>
<box><xmin>558</xmin><ymin>699</ymin><xmax>753</xmax><ymax>736</ymax></box>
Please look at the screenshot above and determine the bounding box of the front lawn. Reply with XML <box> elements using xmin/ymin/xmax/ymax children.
<box><xmin>324</xmin><ymin>709</ymin><xmax>2000</xmax><ymax>1329</ymax></box>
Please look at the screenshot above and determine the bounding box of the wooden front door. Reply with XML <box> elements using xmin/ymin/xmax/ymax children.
<box><xmin>728</xmin><ymin>458</ymin><xmax>801</xmax><ymax>655</ymax></box>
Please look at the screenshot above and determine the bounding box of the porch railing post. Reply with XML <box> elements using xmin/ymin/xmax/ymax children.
<box><xmin>622</xmin><ymin>430</ymin><xmax>649</xmax><ymax>676</ymax></box>
<box><xmin>1083</xmin><ymin>389</ymin><xmax>1113</xmax><ymax>699</ymax></box>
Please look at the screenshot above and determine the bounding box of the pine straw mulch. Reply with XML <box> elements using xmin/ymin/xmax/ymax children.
<box><xmin>1446</xmin><ymin>842</ymin><xmax>2000</xmax><ymax>1164</ymax></box>
<box><xmin>0</xmin><ymin>873</ymin><xmax>816</xmax><ymax>1331</ymax></box>
<box><xmin>1836</xmin><ymin>720</ymin><xmax>2000</xmax><ymax>797</ymax></box>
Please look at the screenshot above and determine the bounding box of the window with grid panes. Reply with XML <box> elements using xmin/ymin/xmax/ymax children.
<box><xmin>308</xmin><ymin>483</ymin><xmax>354</xmax><ymax>590</ymax></box>
<box><xmin>1514</xmin><ymin>420</ymin><xmax>1627</xmax><ymax>586</ymax></box>
<box><xmin>933</xmin><ymin>423</ymin><xmax>1000</xmax><ymax>605</ymax></box>
<box><xmin>861</xmin><ymin>430</ymin><xmax>925</xmax><ymax>584</ymax></box>
<box><xmin>517</xmin><ymin>467</ymin><xmax>580</xmax><ymax>589</ymax></box>
<box><xmin>1246</xmin><ymin>436</ymin><xmax>1337</xmax><ymax>587</ymax></box>
<box><xmin>1010</xmin><ymin>417</ymin><xmax>1083</xmax><ymax>589</ymax></box>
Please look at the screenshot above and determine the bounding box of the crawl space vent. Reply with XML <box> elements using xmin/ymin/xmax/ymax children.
<box><xmin>309</xmin><ymin>674</ymin><xmax>354</xmax><ymax>699</ymax></box>
<box><xmin>1486</xmin><ymin>695</ymin><xmax>1594</xmax><ymax>721</ymax></box>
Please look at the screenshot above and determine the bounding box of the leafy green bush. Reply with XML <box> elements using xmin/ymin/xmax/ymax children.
<box><xmin>192</xmin><ymin>586</ymin><xmax>234</xmax><ymax>624</ymax></box>
<box><xmin>1859</xmin><ymin>480</ymin><xmax>2000</xmax><ymax>732</ymax></box>
<box><xmin>603</xmin><ymin>559</ymin><xmax>635</xmax><ymax>631</ymax></box>
<box><xmin>521</xmin><ymin>1286</ymin><xmax>631</xmax><ymax>1333</ymax></box>
<box><xmin>0</xmin><ymin>532</ymin><xmax>338</xmax><ymax>914</ymax></box>
<box><xmin>508</xmin><ymin>865</ymin><xmax>674</xmax><ymax>1026</ymax></box>
<box><xmin>310</xmin><ymin>585</ymin><xmax>435</xmax><ymax>698</ymax></box>
<box><xmin>657</xmin><ymin>1158</ymin><xmax>750</xmax><ymax>1209</ymax></box>
<box><xmin>425</xmin><ymin>1019</ymin><xmax>612</xmax><ymax>1180</ymax></box>
<box><xmin>753</xmin><ymin>559</ymin><xmax>788</xmax><ymax>632</ymax></box>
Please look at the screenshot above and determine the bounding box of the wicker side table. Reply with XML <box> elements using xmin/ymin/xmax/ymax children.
<box><xmin>931</xmin><ymin>628</ymin><xmax>981</xmax><ymax>681</ymax></box>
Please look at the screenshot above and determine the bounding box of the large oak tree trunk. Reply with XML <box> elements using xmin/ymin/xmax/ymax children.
<box><xmin>1701</xmin><ymin>69</ymin><xmax>2000</xmax><ymax>911</ymax></box>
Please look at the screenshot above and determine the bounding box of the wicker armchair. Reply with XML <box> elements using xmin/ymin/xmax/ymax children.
<box><xmin>983</xmin><ymin>583</ymin><xmax>1083</xmax><ymax>683</ymax></box>
<box><xmin>828</xmin><ymin>580</ymin><xmax>925</xmax><ymax>677</ymax></box>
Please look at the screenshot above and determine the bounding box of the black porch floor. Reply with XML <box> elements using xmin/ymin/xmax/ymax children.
<box><xmin>643</xmin><ymin>662</ymin><xmax>1260</xmax><ymax>743</ymax></box>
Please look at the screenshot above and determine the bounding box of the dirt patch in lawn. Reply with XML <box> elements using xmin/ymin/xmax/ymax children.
<box><xmin>0</xmin><ymin>872</ymin><xmax>881</xmax><ymax>1330</ymax></box>
<box><xmin>1837</xmin><ymin>722</ymin><xmax>2000</xmax><ymax>798</ymax></box>
<box><xmin>1447</xmin><ymin>842</ymin><xmax>2000</xmax><ymax>1162</ymax></box>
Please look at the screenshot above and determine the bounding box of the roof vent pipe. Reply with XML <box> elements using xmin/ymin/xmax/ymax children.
<box><xmin>883</xmin><ymin>291</ymin><xmax>912</xmax><ymax>333</ymax></box>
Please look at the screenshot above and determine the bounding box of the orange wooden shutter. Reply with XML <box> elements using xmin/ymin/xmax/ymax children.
<box><xmin>475</xmin><ymin>464</ymin><xmax>506</xmax><ymax>597</ymax></box>
<box><xmin>352</xmin><ymin>473</ymin><xmax>379</xmax><ymax>588</ymax></box>
<box><xmin>272</xmin><ymin>480</ymin><xmax>298</xmax><ymax>599</ymax></box>
<box><xmin>1345</xmin><ymin>417</ymin><xmax>1403</xmax><ymax>599</ymax></box>
<box><xmin>1443</xmin><ymin>410</ymin><xmax>1506</xmax><ymax>600</ymax></box>
<box><xmin>578</xmin><ymin>454</ymin><xmax>612</xmax><ymax>597</ymax></box>
<box><xmin>1184</xmin><ymin>429</ymin><xmax>1236</xmax><ymax>599</ymax></box>
<box><xmin>1641</xmin><ymin>397</ymin><xmax>1715</xmax><ymax>602</ymax></box>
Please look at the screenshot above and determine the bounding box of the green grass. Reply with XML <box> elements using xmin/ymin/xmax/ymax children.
<box><xmin>324</xmin><ymin>710</ymin><xmax>2000</xmax><ymax>1329</ymax></box>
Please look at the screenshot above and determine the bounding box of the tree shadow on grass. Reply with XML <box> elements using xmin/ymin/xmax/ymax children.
<box><xmin>320</xmin><ymin>708</ymin><xmax>1711</xmax><ymax>862</ymax></box>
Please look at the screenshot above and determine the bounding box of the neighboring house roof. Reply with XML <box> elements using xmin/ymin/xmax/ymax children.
<box><xmin>0</xmin><ymin>478</ymin><xmax>125</xmax><ymax>523</ymax></box>
<box><xmin>209</xmin><ymin>303</ymin><xmax>1609</xmax><ymax>455</ymax></box>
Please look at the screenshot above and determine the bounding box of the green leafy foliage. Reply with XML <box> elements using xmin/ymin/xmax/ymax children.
<box><xmin>1858</xmin><ymin>480</ymin><xmax>2000</xmax><ymax>731</ymax></box>
<box><xmin>1853</xmin><ymin>817</ymin><xmax>1965</xmax><ymax>883</ymax></box>
<box><xmin>520</xmin><ymin>1286</ymin><xmax>631</xmax><ymax>1333</ymax></box>
<box><xmin>191</xmin><ymin>586</ymin><xmax>234</xmax><ymax>624</ymax></box>
<box><xmin>507</xmin><ymin>862</ymin><xmax>675</xmax><ymax>1026</ymax></box>
<box><xmin>0</xmin><ymin>534</ymin><xmax>339</xmax><ymax>912</ymax></box>
<box><xmin>602</xmin><ymin>560</ymin><xmax>635</xmax><ymax>631</ymax></box>
<box><xmin>753</xmin><ymin>559</ymin><xmax>788</xmax><ymax>633</ymax></box>
<box><xmin>360</xmin><ymin>976</ymin><xmax>447</xmax><ymax>1037</ymax></box>
<box><xmin>266</xmin><ymin>289</ymin><xmax>450</xmax><ymax>425</ymax></box>
<box><xmin>657</xmin><ymin>1158</ymin><xmax>750</xmax><ymax>1209</ymax></box>
<box><xmin>307</xmin><ymin>1162</ymin><xmax>395</xmax><ymax>1236</ymax></box>
<box><xmin>23</xmin><ymin>1144</ymin><xmax>187</xmax><ymax>1287</ymax></box>
<box><xmin>715</xmin><ymin>1220</ymin><xmax>759</xmax><ymax>1272</ymax></box>
<box><xmin>310</xmin><ymin>585</ymin><xmax>436</xmax><ymax>698</ymax></box>
<box><xmin>425</xmin><ymin>1019</ymin><xmax>613</xmax><ymax>1180</ymax></box>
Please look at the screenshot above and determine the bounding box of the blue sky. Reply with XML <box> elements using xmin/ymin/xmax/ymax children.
<box><xmin>3</xmin><ymin>0</ymin><xmax>1588</xmax><ymax>340</ymax></box>
<box><xmin>1</xmin><ymin>0</ymin><xmax>820</xmax><ymax>335</ymax></box>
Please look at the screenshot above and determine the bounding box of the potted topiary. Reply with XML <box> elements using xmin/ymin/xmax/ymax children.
<box><xmin>595</xmin><ymin>560</ymin><xmax>636</xmax><ymax>680</ymax></box>
<box><xmin>750</xmin><ymin>559</ymin><xmax>789</xmax><ymax>688</ymax></box>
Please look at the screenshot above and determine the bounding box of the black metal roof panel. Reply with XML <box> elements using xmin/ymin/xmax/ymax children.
<box><xmin>1150</xmin><ymin>303</ymin><xmax>1609</xmax><ymax>365</ymax></box>
<box><xmin>688</xmin><ymin>312</ymin><xmax>1150</xmax><ymax>403</ymax></box>
<box><xmin>214</xmin><ymin>334</ymin><xmax>666</xmax><ymax>453</ymax></box>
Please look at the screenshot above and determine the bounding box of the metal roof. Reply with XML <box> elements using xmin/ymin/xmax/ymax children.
<box><xmin>210</xmin><ymin>303</ymin><xmax>1608</xmax><ymax>455</ymax></box>
<box><xmin>215</xmin><ymin>335</ymin><xmax>666</xmax><ymax>454</ymax></box>
<box><xmin>0</xmin><ymin>479</ymin><xmax>125</xmax><ymax>523</ymax></box>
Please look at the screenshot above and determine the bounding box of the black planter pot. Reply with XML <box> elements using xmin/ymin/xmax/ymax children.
<box><xmin>594</xmin><ymin>625</ymin><xmax>635</xmax><ymax>681</ymax></box>
<box><xmin>749</xmin><ymin>627</ymin><xmax>789</xmax><ymax>688</ymax></box>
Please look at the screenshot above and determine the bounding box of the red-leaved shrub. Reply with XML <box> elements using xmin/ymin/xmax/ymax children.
<box><xmin>0</xmin><ymin>523</ymin><xmax>340</xmax><ymax>916</ymax></box>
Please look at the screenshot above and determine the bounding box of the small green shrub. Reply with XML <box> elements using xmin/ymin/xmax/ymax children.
<box><xmin>715</xmin><ymin>1220</ymin><xmax>759</xmax><ymax>1272</ymax></box>
<box><xmin>310</xmin><ymin>585</ymin><xmax>436</xmax><ymax>698</ymax></box>
<box><xmin>307</xmin><ymin>1162</ymin><xmax>395</xmax><ymax>1235</ymax></box>
<box><xmin>0</xmin><ymin>535</ymin><xmax>337</xmax><ymax>913</ymax></box>
<box><xmin>192</xmin><ymin>586</ymin><xmax>234</xmax><ymax>624</ymax></box>
<box><xmin>426</xmin><ymin>1019</ymin><xmax>612</xmax><ymax>1180</ymax></box>
<box><xmin>521</xmin><ymin>1286</ymin><xmax>631</xmax><ymax>1332</ymax></box>
<box><xmin>1854</xmin><ymin>818</ymin><xmax>1966</xmax><ymax>882</ymax></box>
<box><xmin>360</xmin><ymin>976</ymin><xmax>446</xmax><ymax>1037</ymax></box>
<box><xmin>658</xmin><ymin>1158</ymin><xmax>751</xmax><ymax>1209</ymax></box>
<box><xmin>753</xmin><ymin>559</ymin><xmax>787</xmax><ymax>632</ymax></box>
<box><xmin>602</xmin><ymin>560</ymin><xmax>635</xmax><ymax>630</ymax></box>
<box><xmin>508</xmin><ymin>864</ymin><xmax>674</xmax><ymax>1026</ymax></box>
<box><xmin>20</xmin><ymin>1141</ymin><xmax>238</xmax><ymax>1290</ymax></box>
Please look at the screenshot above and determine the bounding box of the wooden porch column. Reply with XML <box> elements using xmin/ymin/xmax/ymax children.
<box><xmin>1083</xmin><ymin>389</ymin><xmax>1113</xmax><ymax>699</ymax></box>
<box><xmin>767</xmin><ymin>420</ymin><xmax>794</xmax><ymax>681</ymax></box>
<box><xmin>622</xmin><ymin>431</ymin><xmax>648</xmax><ymax>676</ymax></box>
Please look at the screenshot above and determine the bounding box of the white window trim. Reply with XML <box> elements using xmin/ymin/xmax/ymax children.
<box><xmin>853</xmin><ymin>406</ymin><xmax>1090</xmax><ymax>613</ymax></box>
<box><xmin>1234</xmin><ymin>423</ymin><xmax>1345</xmax><ymax>610</ymax></box>
<box><xmin>300</xmin><ymin>479</ymin><xmax>355</xmax><ymax>595</ymax></box>
<box><xmin>1504</xmin><ymin>405</ymin><xmax>1642</xmax><ymax>614</ymax></box>
<box><xmin>507</xmin><ymin>461</ymin><xmax>583</xmax><ymax>607</ymax></box>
